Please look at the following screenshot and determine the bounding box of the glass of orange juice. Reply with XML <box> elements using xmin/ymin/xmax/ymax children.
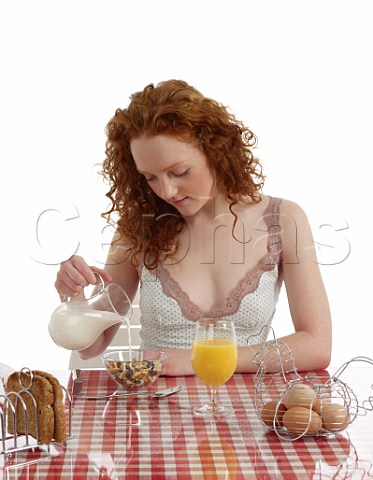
<box><xmin>192</xmin><ymin>318</ymin><xmax>237</xmax><ymax>416</ymax></box>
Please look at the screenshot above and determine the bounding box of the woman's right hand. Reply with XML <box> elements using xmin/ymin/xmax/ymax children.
<box><xmin>54</xmin><ymin>255</ymin><xmax>112</xmax><ymax>298</ymax></box>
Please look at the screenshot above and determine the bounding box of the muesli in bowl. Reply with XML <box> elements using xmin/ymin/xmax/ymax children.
<box><xmin>102</xmin><ymin>349</ymin><xmax>167</xmax><ymax>389</ymax></box>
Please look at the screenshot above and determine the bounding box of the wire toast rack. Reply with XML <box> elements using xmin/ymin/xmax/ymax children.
<box><xmin>0</xmin><ymin>367</ymin><xmax>72</xmax><ymax>457</ymax></box>
<box><xmin>248</xmin><ymin>326</ymin><xmax>373</xmax><ymax>441</ymax></box>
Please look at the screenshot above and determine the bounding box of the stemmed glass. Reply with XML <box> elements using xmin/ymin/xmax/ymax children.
<box><xmin>192</xmin><ymin>318</ymin><xmax>237</xmax><ymax>417</ymax></box>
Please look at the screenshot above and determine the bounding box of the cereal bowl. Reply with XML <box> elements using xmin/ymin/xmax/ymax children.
<box><xmin>101</xmin><ymin>349</ymin><xmax>167</xmax><ymax>389</ymax></box>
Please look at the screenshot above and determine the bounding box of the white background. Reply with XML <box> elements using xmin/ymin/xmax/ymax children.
<box><xmin>1</xmin><ymin>1</ymin><xmax>372</xmax><ymax>371</ymax></box>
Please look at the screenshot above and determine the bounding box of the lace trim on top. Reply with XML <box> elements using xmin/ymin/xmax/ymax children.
<box><xmin>141</xmin><ymin>196</ymin><xmax>282</xmax><ymax>321</ymax></box>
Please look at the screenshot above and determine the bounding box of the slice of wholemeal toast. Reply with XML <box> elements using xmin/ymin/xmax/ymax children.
<box><xmin>6</xmin><ymin>371</ymin><xmax>55</xmax><ymax>444</ymax></box>
<box><xmin>33</xmin><ymin>370</ymin><xmax>67</xmax><ymax>443</ymax></box>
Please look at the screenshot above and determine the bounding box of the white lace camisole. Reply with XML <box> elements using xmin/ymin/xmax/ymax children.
<box><xmin>138</xmin><ymin>196</ymin><xmax>283</xmax><ymax>349</ymax></box>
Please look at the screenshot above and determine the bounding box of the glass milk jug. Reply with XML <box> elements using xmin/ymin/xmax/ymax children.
<box><xmin>49</xmin><ymin>274</ymin><xmax>132</xmax><ymax>352</ymax></box>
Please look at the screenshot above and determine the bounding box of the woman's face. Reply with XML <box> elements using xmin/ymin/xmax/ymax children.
<box><xmin>130</xmin><ymin>134</ymin><xmax>216</xmax><ymax>217</ymax></box>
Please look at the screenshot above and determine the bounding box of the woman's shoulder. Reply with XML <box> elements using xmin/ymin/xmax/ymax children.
<box><xmin>239</xmin><ymin>195</ymin><xmax>310</xmax><ymax>232</ymax></box>
<box><xmin>261</xmin><ymin>196</ymin><xmax>312</xmax><ymax>251</ymax></box>
<box><xmin>264</xmin><ymin>195</ymin><xmax>309</xmax><ymax>223</ymax></box>
<box><xmin>280</xmin><ymin>198</ymin><xmax>310</xmax><ymax>227</ymax></box>
<box><xmin>268</xmin><ymin>196</ymin><xmax>314</xmax><ymax>259</ymax></box>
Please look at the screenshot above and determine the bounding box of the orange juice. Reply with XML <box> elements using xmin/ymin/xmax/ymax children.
<box><xmin>192</xmin><ymin>338</ymin><xmax>237</xmax><ymax>387</ymax></box>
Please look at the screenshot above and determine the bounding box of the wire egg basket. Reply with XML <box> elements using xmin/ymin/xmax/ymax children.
<box><xmin>248</xmin><ymin>326</ymin><xmax>373</xmax><ymax>441</ymax></box>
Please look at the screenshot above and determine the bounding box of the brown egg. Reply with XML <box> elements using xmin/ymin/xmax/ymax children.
<box><xmin>311</xmin><ymin>396</ymin><xmax>325</xmax><ymax>414</ymax></box>
<box><xmin>261</xmin><ymin>401</ymin><xmax>287</xmax><ymax>426</ymax></box>
<box><xmin>282</xmin><ymin>383</ymin><xmax>318</xmax><ymax>410</ymax></box>
<box><xmin>283</xmin><ymin>406</ymin><xmax>322</xmax><ymax>436</ymax></box>
<box><xmin>322</xmin><ymin>403</ymin><xmax>350</xmax><ymax>432</ymax></box>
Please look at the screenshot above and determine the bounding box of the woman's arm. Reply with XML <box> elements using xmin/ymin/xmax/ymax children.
<box><xmin>159</xmin><ymin>346</ymin><xmax>260</xmax><ymax>376</ymax></box>
<box><xmin>237</xmin><ymin>199</ymin><xmax>332</xmax><ymax>373</ymax></box>
<box><xmin>55</xmin><ymin>236</ymin><xmax>140</xmax><ymax>359</ymax></box>
<box><xmin>272</xmin><ymin>199</ymin><xmax>332</xmax><ymax>371</ymax></box>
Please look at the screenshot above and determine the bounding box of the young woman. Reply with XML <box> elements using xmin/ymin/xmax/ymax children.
<box><xmin>54</xmin><ymin>80</ymin><xmax>332</xmax><ymax>375</ymax></box>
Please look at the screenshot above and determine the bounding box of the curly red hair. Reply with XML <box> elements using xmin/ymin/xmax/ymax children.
<box><xmin>100</xmin><ymin>80</ymin><xmax>265</xmax><ymax>269</ymax></box>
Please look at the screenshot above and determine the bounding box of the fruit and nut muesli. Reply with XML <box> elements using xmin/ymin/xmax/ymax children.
<box><xmin>107</xmin><ymin>360</ymin><xmax>162</xmax><ymax>388</ymax></box>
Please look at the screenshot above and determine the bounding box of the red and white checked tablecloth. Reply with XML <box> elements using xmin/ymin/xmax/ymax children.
<box><xmin>1</xmin><ymin>369</ymin><xmax>373</xmax><ymax>479</ymax></box>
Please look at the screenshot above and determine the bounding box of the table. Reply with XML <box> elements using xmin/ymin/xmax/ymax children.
<box><xmin>1</xmin><ymin>367</ymin><xmax>373</xmax><ymax>479</ymax></box>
